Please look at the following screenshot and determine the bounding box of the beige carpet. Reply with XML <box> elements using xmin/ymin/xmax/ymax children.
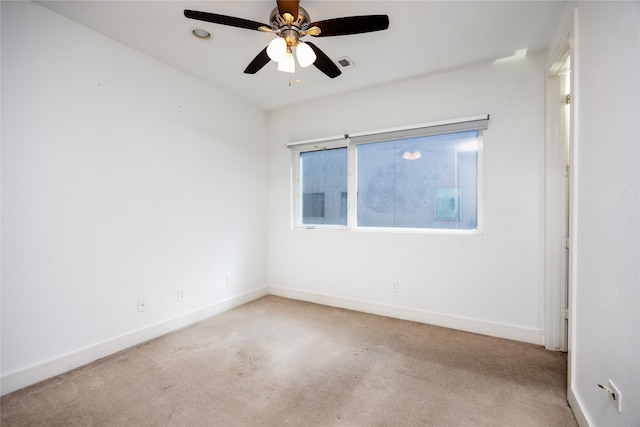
<box><xmin>2</xmin><ymin>296</ymin><xmax>576</xmax><ymax>426</ymax></box>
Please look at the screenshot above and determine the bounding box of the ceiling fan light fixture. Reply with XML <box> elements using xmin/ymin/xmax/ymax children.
<box><xmin>296</xmin><ymin>41</ymin><xmax>316</xmax><ymax>67</ymax></box>
<box><xmin>184</xmin><ymin>4</ymin><xmax>390</xmax><ymax>79</ymax></box>
<box><xmin>267</xmin><ymin>37</ymin><xmax>287</xmax><ymax>62</ymax></box>
<box><xmin>277</xmin><ymin>51</ymin><xmax>296</xmax><ymax>73</ymax></box>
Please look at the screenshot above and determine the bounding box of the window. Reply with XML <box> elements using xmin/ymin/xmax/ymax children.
<box><xmin>357</xmin><ymin>131</ymin><xmax>479</xmax><ymax>229</ymax></box>
<box><xmin>289</xmin><ymin>116</ymin><xmax>488</xmax><ymax>232</ymax></box>
<box><xmin>300</xmin><ymin>148</ymin><xmax>347</xmax><ymax>225</ymax></box>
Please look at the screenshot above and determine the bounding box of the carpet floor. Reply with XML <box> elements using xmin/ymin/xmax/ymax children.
<box><xmin>1</xmin><ymin>295</ymin><xmax>577</xmax><ymax>426</ymax></box>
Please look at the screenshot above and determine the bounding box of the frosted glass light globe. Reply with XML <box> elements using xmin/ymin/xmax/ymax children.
<box><xmin>267</xmin><ymin>37</ymin><xmax>287</xmax><ymax>62</ymax></box>
<box><xmin>296</xmin><ymin>42</ymin><xmax>316</xmax><ymax>68</ymax></box>
<box><xmin>277</xmin><ymin>51</ymin><xmax>296</xmax><ymax>73</ymax></box>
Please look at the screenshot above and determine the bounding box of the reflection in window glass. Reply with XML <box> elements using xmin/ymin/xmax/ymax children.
<box><xmin>357</xmin><ymin>131</ymin><xmax>478</xmax><ymax>229</ymax></box>
<box><xmin>303</xmin><ymin>193</ymin><xmax>325</xmax><ymax>218</ymax></box>
<box><xmin>301</xmin><ymin>148</ymin><xmax>348</xmax><ymax>225</ymax></box>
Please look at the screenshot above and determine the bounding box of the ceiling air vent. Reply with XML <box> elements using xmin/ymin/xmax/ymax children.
<box><xmin>336</xmin><ymin>56</ymin><xmax>355</xmax><ymax>68</ymax></box>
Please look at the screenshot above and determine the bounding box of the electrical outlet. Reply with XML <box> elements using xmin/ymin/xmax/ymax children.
<box><xmin>608</xmin><ymin>380</ymin><xmax>622</xmax><ymax>413</ymax></box>
<box><xmin>391</xmin><ymin>282</ymin><xmax>399</xmax><ymax>293</ymax></box>
<box><xmin>138</xmin><ymin>298</ymin><xmax>147</xmax><ymax>312</ymax></box>
<box><xmin>177</xmin><ymin>289</ymin><xmax>184</xmax><ymax>302</ymax></box>
<box><xmin>226</xmin><ymin>275</ymin><xmax>232</xmax><ymax>287</ymax></box>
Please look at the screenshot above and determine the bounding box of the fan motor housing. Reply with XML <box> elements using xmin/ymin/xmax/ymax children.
<box><xmin>269</xmin><ymin>6</ymin><xmax>310</xmax><ymax>32</ymax></box>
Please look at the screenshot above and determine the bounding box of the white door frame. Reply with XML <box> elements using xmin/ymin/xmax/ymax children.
<box><xmin>544</xmin><ymin>16</ymin><xmax>575</xmax><ymax>354</ymax></box>
<box><xmin>544</xmin><ymin>64</ymin><xmax>570</xmax><ymax>352</ymax></box>
<box><xmin>545</xmin><ymin>9</ymin><xmax>588</xmax><ymax>426</ymax></box>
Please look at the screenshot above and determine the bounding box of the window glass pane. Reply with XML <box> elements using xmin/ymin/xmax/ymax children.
<box><xmin>357</xmin><ymin>131</ymin><xmax>478</xmax><ymax>229</ymax></box>
<box><xmin>301</xmin><ymin>148</ymin><xmax>348</xmax><ymax>225</ymax></box>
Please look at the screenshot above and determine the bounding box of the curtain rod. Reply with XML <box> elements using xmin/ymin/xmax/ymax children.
<box><xmin>285</xmin><ymin>114</ymin><xmax>489</xmax><ymax>148</ymax></box>
<box><xmin>285</xmin><ymin>134</ymin><xmax>349</xmax><ymax>148</ymax></box>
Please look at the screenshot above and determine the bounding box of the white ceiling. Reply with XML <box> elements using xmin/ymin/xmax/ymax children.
<box><xmin>37</xmin><ymin>1</ymin><xmax>567</xmax><ymax>111</ymax></box>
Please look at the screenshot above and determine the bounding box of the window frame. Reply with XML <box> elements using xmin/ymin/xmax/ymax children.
<box><xmin>291</xmin><ymin>138</ymin><xmax>351</xmax><ymax>230</ymax></box>
<box><xmin>289</xmin><ymin>116</ymin><xmax>488</xmax><ymax>234</ymax></box>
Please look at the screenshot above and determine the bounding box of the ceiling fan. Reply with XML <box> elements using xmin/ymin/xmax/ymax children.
<box><xmin>184</xmin><ymin>0</ymin><xmax>389</xmax><ymax>78</ymax></box>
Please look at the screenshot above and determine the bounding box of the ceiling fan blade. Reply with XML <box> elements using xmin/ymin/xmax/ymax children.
<box><xmin>184</xmin><ymin>10</ymin><xmax>267</xmax><ymax>31</ymax></box>
<box><xmin>310</xmin><ymin>15</ymin><xmax>389</xmax><ymax>37</ymax></box>
<box><xmin>244</xmin><ymin>47</ymin><xmax>271</xmax><ymax>74</ymax></box>
<box><xmin>306</xmin><ymin>42</ymin><xmax>341</xmax><ymax>79</ymax></box>
<box><xmin>277</xmin><ymin>0</ymin><xmax>299</xmax><ymax>21</ymax></box>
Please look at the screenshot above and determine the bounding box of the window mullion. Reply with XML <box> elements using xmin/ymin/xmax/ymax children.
<box><xmin>347</xmin><ymin>144</ymin><xmax>358</xmax><ymax>229</ymax></box>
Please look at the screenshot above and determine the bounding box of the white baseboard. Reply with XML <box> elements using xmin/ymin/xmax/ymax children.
<box><xmin>2</xmin><ymin>286</ymin><xmax>544</xmax><ymax>396</ymax></box>
<box><xmin>268</xmin><ymin>286</ymin><xmax>544</xmax><ymax>345</ymax></box>
<box><xmin>1</xmin><ymin>287</ymin><xmax>268</xmax><ymax>396</ymax></box>
<box><xmin>568</xmin><ymin>387</ymin><xmax>591</xmax><ymax>427</ymax></box>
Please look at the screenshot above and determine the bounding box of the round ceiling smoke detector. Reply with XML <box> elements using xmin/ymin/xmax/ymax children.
<box><xmin>192</xmin><ymin>28</ymin><xmax>211</xmax><ymax>39</ymax></box>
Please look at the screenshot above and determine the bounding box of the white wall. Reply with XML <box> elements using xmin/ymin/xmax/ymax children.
<box><xmin>267</xmin><ymin>54</ymin><xmax>547</xmax><ymax>344</ymax></box>
<box><xmin>568</xmin><ymin>2</ymin><xmax>640</xmax><ymax>425</ymax></box>
<box><xmin>1</xmin><ymin>1</ymin><xmax>268</xmax><ymax>393</ymax></box>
